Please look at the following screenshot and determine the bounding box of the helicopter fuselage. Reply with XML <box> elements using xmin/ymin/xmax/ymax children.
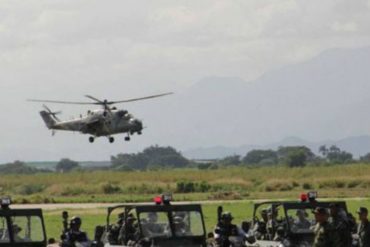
<box><xmin>40</xmin><ymin>108</ymin><xmax>143</xmax><ymax>139</ymax></box>
<box><xmin>31</xmin><ymin>92</ymin><xmax>172</xmax><ymax>143</ymax></box>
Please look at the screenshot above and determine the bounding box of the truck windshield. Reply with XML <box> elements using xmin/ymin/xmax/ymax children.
<box><xmin>139</xmin><ymin>210</ymin><xmax>204</xmax><ymax>238</ymax></box>
<box><xmin>171</xmin><ymin>211</ymin><xmax>204</xmax><ymax>237</ymax></box>
<box><xmin>11</xmin><ymin>216</ymin><xmax>45</xmax><ymax>242</ymax></box>
<box><xmin>286</xmin><ymin>209</ymin><xmax>315</xmax><ymax>234</ymax></box>
<box><xmin>0</xmin><ymin>216</ymin><xmax>9</xmax><ymax>243</ymax></box>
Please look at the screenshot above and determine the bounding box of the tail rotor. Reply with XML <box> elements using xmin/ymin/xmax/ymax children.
<box><xmin>43</xmin><ymin>104</ymin><xmax>62</xmax><ymax>121</ymax></box>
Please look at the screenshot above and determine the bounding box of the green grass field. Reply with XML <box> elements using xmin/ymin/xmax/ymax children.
<box><xmin>3</xmin><ymin>164</ymin><xmax>370</xmax><ymax>239</ymax></box>
<box><xmin>2</xmin><ymin>164</ymin><xmax>370</xmax><ymax>204</ymax></box>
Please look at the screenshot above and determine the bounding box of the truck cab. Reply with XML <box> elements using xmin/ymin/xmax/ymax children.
<box><xmin>94</xmin><ymin>194</ymin><xmax>208</xmax><ymax>247</ymax></box>
<box><xmin>247</xmin><ymin>192</ymin><xmax>348</xmax><ymax>247</ymax></box>
<box><xmin>0</xmin><ymin>197</ymin><xmax>47</xmax><ymax>247</ymax></box>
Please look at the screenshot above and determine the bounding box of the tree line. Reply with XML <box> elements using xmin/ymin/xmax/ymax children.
<box><xmin>216</xmin><ymin>145</ymin><xmax>356</xmax><ymax>168</ymax></box>
<box><xmin>2</xmin><ymin>144</ymin><xmax>370</xmax><ymax>174</ymax></box>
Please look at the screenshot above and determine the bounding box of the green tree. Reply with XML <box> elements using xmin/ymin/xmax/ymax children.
<box><xmin>320</xmin><ymin>145</ymin><xmax>353</xmax><ymax>164</ymax></box>
<box><xmin>110</xmin><ymin>145</ymin><xmax>189</xmax><ymax>170</ymax></box>
<box><xmin>286</xmin><ymin>150</ymin><xmax>307</xmax><ymax>167</ymax></box>
<box><xmin>56</xmin><ymin>158</ymin><xmax>80</xmax><ymax>172</ymax></box>
<box><xmin>148</xmin><ymin>154</ymin><xmax>189</xmax><ymax>168</ymax></box>
<box><xmin>218</xmin><ymin>155</ymin><xmax>241</xmax><ymax>166</ymax></box>
<box><xmin>319</xmin><ymin>145</ymin><xmax>328</xmax><ymax>156</ymax></box>
<box><xmin>360</xmin><ymin>153</ymin><xmax>370</xmax><ymax>163</ymax></box>
<box><xmin>0</xmin><ymin>161</ymin><xmax>42</xmax><ymax>174</ymax></box>
<box><xmin>277</xmin><ymin>146</ymin><xmax>315</xmax><ymax>161</ymax></box>
<box><xmin>242</xmin><ymin>150</ymin><xmax>278</xmax><ymax>165</ymax></box>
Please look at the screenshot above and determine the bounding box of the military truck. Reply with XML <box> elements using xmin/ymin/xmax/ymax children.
<box><xmin>246</xmin><ymin>192</ymin><xmax>349</xmax><ymax>247</ymax></box>
<box><xmin>92</xmin><ymin>194</ymin><xmax>208</xmax><ymax>247</ymax></box>
<box><xmin>0</xmin><ymin>197</ymin><xmax>48</xmax><ymax>247</ymax></box>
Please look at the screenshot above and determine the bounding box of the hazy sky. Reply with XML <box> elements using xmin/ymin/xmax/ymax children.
<box><xmin>1</xmin><ymin>0</ymin><xmax>370</xmax><ymax>162</ymax></box>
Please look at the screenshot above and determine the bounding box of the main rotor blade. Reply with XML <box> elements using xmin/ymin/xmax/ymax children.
<box><xmin>109</xmin><ymin>92</ymin><xmax>174</xmax><ymax>104</ymax></box>
<box><xmin>42</xmin><ymin>104</ymin><xmax>52</xmax><ymax>113</ymax></box>
<box><xmin>84</xmin><ymin>95</ymin><xmax>104</xmax><ymax>103</ymax></box>
<box><xmin>28</xmin><ymin>99</ymin><xmax>95</xmax><ymax>105</ymax></box>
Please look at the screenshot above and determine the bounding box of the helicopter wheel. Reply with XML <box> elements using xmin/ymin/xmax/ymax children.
<box><xmin>137</xmin><ymin>131</ymin><xmax>142</xmax><ymax>135</ymax></box>
<box><xmin>89</xmin><ymin>137</ymin><xmax>95</xmax><ymax>143</ymax></box>
<box><xmin>109</xmin><ymin>137</ymin><xmax>114</xmax><ymax>143</ymax></box>
<box><xmin>125</xmin><ymin>136</ymin><xmax>130</xmax><ymax>141</ymax></box>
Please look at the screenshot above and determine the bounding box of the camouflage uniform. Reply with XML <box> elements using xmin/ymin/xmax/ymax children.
<box><xmin>61</xmin><ymin>216</ymin><xmax>89</xmax><ymax>247</ymax></box>
<box><xmin>330</xmin><ymin>204</ymin><xmax>352</xmax><ymax>247</ymax></box>
<box><xmin>358</xmin><ymin>220</ymin><xmax>370</xmax><ymax>247</ymax></box>
<box><xmin>214</xmin><ymin>212</ymin><xmax>245</xmax><ymax>247</ymax></box>
<box><xmin>118</xmin><ymin>216</ymin><xmax>138</xmax><ymax>245</ymax></box>
<box><xmin>313</xmin><ymin>221</ymin><xmax>340</xmax><ymax>247</ymax></box>
<box><xmin>252</xmin><ymin>209</ymin><xmax>268</xmax><ymax>240</ymax></box>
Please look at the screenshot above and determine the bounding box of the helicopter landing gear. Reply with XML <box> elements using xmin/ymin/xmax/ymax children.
<box><xmin>89</xmin><ymin>136</ymin><xmax>95</xmax><ymax>143</ymax></box>
<box><xmin>125</xmin><ymin>136</ymin><xmax>131</xmax><ymax>141</ymax></box>
<box><xmin>137</xmin><ymin>131</ymin><xmax>142</xmax><ymax>135</ymax></box>
<box><xmin>109</xmin><ymin>137</ymin><xmax>115</xmax><ymax>143</ymax></box>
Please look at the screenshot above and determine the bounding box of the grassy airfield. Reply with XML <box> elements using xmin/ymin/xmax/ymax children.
<box><xmin>2</xmin><ymin>164</ymin><xmax>370</xmax><ymax>238</ymax></box>
<box><xmin>2</xmin><ymin>164</ymin><xmax>370</xmax><ymax>204</ymax></box>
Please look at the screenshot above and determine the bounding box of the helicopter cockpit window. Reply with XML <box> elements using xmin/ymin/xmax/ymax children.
<box><xmin>139</xmin><ymin>212</ymin><xmax>171</xmax><ymax>238</ymax></box>
<box><xmin>0</xmin><ymin>216</ymin><xmax>9</xmax><ymax>243</ymax></box>
<box><xmin>117</xmin><ymin>110</ymin><xmax>127</xmax><ymax>118</ymax></box>
<box><xmin>286</xmin><ymin>209</ymin><xmax>315</xmax><ymax>233</ymax></box>
<box><xmin>11</xmin><ymin>216</ymin><xmax>44</xmax><ymax>242</ymax></box>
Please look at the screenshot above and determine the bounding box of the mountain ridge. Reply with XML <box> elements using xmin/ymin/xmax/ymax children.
<box><xmin>184</xmin><ymin>135</ymin><xmax>370</xmax><ymax>159</ymax></box>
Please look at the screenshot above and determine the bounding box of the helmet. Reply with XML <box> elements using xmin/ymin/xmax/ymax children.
<box><xmin>70</xmin><ymin>216</ymin><xmax>82</xmax><ymax>225</ymax></box>
<box><xmin>221</xmin><ymin>212</ymin><xmax>233</xmax><ymax>221</ymax></box>
<box><xmin>173</xmin><ymin>216</ymin><xmax>184</xmax><ymax>225</ymax></box>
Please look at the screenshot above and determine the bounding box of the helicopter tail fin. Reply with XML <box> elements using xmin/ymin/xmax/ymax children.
<box><xmin>40</xmin><ymin>111</ymin><xmax>58</xmax><ymax>128</ymax></box>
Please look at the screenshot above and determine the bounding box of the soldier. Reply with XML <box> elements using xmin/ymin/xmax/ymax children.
<box><xmin>214</xmin><ymin>212</ymin><xmax>246</xmax><ymax>247</ymax></box>
<box><xmin>12</xmin><ymin>224</ymin><xmax>23</xmax><ymax>242</ymax></box>
<box><xmin>142</xmin><ymin>212</ymin><xmax>164</xmax><ymax>236</ymax></box>
<box><xmin>266</xmin><ymin>206</ymin><xmax>279</xmax><ymax>240</ymax></box>
<box><xmin>356</xmin><ymin>207</ymin><xmax>370</xmax><ymax>247</ymax></box>
<box><xmin>118</xmin><ymin>214</ymin><xmax>138</xmax><ymax>245</ymax></box>
<box><xmin>329</xmin><ymin>203</ymin><xmax>352</xmax><ymax>246</ymax></box>
<box><xmin>173</xmin><ymin>216</ymin><xmax>190</xmax><ymax>236</ymax></box>
<box><xmin>107</xmin><ymin>212</ymin><xmax>125</xmax><ymax>244</ymax></box>
<box><xmin>61</xmin><ymin>216</ymin><xmax>90</xmax><ymax>247</ymax></box>
<box><xmin>293</xmin><ymin>209</ymin><xmax>311</xmax><ymax>230</ymax></box>
<box><xmin>253</xmin><ymin>209</ymin><xmax>268</xmax><ymax>240</ymax></box>
<box><xmin>312</xmin><ymin>207</ymin><xmax>340</xmax><ymax>247</ymax></box>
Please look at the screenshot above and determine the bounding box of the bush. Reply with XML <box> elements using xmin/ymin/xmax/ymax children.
<box><xmin>176</xmin><ymin>181</ymin><xmax>211</xmax><ymax>193</ymax></box>
<box><xmin>279</xmin><ymin>184</ymin><xmax>293</xmax><ymax>191</ymax></box>
<box><xmin>264</xmin><ymin>181</ymin><xmax>294</xmax><ymax>192</ymax></box>
<box><xmin>347</xmin><ymin>180</ymin><xmax>362</xmax><ymax>188</ymax></box>
<box><xmin>101</xmin><ymin>183</ymin><xmax>121</xmax><ymax>194</ymax></box>
<box><xmin>16</xmin><ymin>184</ymin><xmax>45</xmax><ymax>195</ymax></box>
<box><xmin>198</xmin><ymin>181</ymin><xmax>211</xmax><ymax>192</ymax></box>
<box><xmin>208</xmin><ymin>191</ymin><xmax>243</xmax><ymax>200</ymax></box>
<box><xmin>292</xmin><ymin>181</ymin><xmax>300</xmax><ymax>187</ymax></box>
<box><xmin>302</xmin><ymin>182</ymin><xmax>313</xmax><ymax>190</ymax></box>
<box><xmin>61</xmin><ymin>187</ymin><xmax>87</xmax><ymax>196</ymax></box>
<box><xmin>319</xmin><ymin>180</ymin><xmax>346</xmax><ymax>189</ymax></box>
<box><xmin>176</xmin><ymin>181</ymin><xmax>195</xmax><ymax>193</ymax></box>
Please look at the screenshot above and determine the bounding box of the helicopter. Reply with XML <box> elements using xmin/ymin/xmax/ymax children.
<box><xmin>28</xmin><ymin>93</ymin><xmax>173</xmax><ymax>143</ymax></box>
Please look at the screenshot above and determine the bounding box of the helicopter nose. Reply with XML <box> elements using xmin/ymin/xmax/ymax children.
<box><xmin>133</xmin><ymin>119</ymin><xmax>143</xmax><ymax>130</ymax></box>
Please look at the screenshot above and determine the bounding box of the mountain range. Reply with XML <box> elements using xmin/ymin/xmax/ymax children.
<box><xmin>142</xmin><ymin>46</ymin><xmax>370</xmax><ymax>157</ymax></box>
<box><xmin>183</xmin><ymin>135</ymin><xmax>370</xmax><ymax>159</ymax></box>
